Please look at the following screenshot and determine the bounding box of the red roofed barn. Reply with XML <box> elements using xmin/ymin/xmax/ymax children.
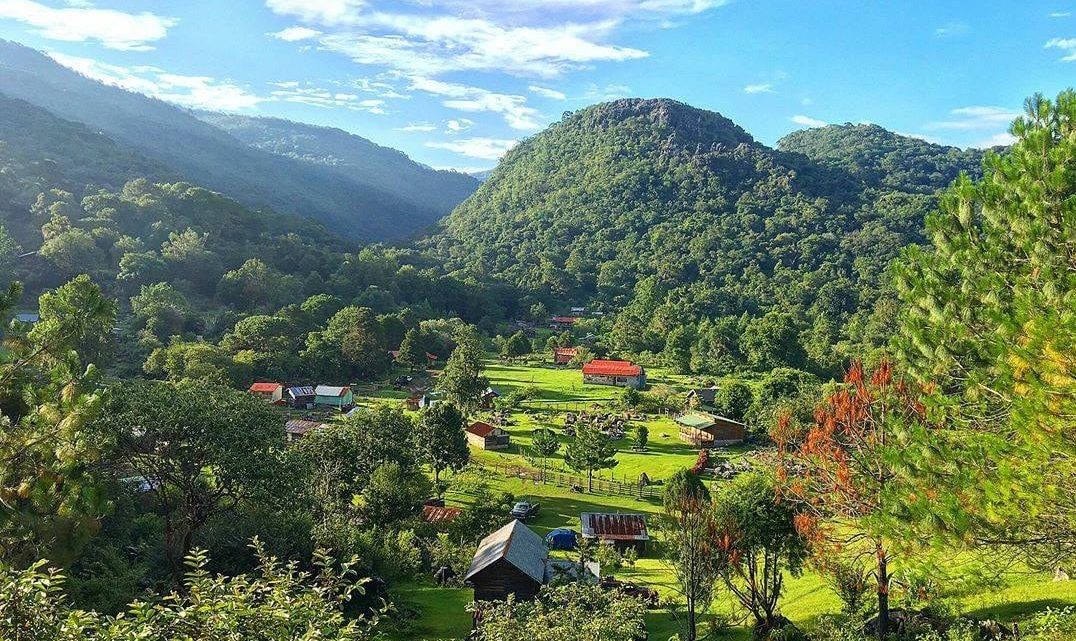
<box><xmin>248</xmin><ymin>382</ymin><xmax>283</xmax><ymax>403</ymax></box>
<box><xmin>465</xmin><ymin>421</ymin><xmax>511</xmax><ymax>450</ymax></box>
<box><xmin>581</xmin><ymin>359</ymin><xmax>646</xmax><ymax>389</ymax></box>
<box><xmin>553</xmin><ymin>347</ymin><xmax>578</xmax><ymax>365</ymax></box>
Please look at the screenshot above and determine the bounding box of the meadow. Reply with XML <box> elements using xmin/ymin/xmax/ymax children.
<box><xmin>375</xmin><ymin>359</ymin><xmax>1076</xmax><ymax>641</ymax></box>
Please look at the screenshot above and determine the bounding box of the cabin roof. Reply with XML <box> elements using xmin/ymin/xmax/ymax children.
<box><xmin>248</xmin><ymin>382</ymin><xmax>282</xmax><ymax>393</ymax></box>
<box><xmin>286</xmin><ymin>386</ymin><xmax>315</xmax><ymax>397</ymax></box>
<box><xmin>465</xmin><ymin>520</ymin><xmax>547</xmax><ymax>584</ymax></box>
<box><xmin>580</xmin><ymin>512</ymin><xmax>649</xmax><ymax>541</ymax></box>
<box><xmin>466</xmin><ymin>421</ymin><xmax>500</xmax><ymax>438</ymax></box>
<box><xmin>422</xmin><ymin>505</ymin><xmax>462</xmax><ymax>524</ymax></box>
<box><xmin>315</xmin><ymin>385</ymin><xmax>350</xmax><ymax>397</ymax></box>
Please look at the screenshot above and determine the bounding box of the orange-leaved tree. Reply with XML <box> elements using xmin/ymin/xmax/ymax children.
<box><xmin>772</xmin><ymin>359</ymin><xmax>936</xmax><ymax>640</ymax></box>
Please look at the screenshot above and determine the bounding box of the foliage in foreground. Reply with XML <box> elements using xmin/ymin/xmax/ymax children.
<box><xmin>0</xmin><ymin>540</ymin><xmax>382</xmax><ymax>641</ymax></box>
<box><xmin>472</xmin><ymin>583</ymin><xmax>646</xmax><ymax>641</ymax></box>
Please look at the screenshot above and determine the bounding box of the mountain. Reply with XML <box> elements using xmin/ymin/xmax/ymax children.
<box><xmin>0</xmin><ymin>40</ymin><xmax>450</xmax><ymax>242</ymax></box>
<box><xmin>427</xmin><ymin>98</ymin><xmax>985</xmax><ymax>371</ymax></box>
<box><xmin>469</xmin><ymin>169</ymin><xmax>495</xmax><ymax>183</ymax></box>
<box><xmin>197</xmin><ymin>113</ymin><xmax>478</xmax><ymax>218</ymax></box>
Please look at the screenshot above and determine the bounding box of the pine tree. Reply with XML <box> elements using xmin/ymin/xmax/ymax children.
<box><xmin>436</xmin><ymin>327</ymin><xmax>488</xmax><ymax>414</ymax></box>
<box><xmin>397</xmin><ymin>328</ymin><xmax>425</xmax><ymax>372</ymax></box>
<box><xmin>564</xmin><ymin>424</ymin><xmax>618</xmax><ymax>492</ymax></box>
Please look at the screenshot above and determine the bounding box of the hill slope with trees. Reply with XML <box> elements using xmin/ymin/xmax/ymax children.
<box><xmin>0</xmin><ymin>39</ymin><xmax>454</xmax><ymax>242</ymax></box>
<box><xmin>428</xmin><ymin>99</ymin><xmax>985</xmax><ymax>375</ymax></box>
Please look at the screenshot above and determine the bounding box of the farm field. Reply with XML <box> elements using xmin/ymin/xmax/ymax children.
<box><xmin>360</xmin><ymin>360</ymin><xmax>1076</xmax><ymax>641</ymax></box>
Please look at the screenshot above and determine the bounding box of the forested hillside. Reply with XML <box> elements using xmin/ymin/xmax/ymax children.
<box><xmin>0</xmin><ymin>40</ymin><xmax>453</xmax><ymax>241</ymax></box>
<box><xmin>429</xmin><ymin>99</ymin><xmax>985</xmax><ymax>376</ymax></box>
<box><xmin>199</xmin><ymin>113</ymin><xmax>478</xmax><ymax>217</ymax></box>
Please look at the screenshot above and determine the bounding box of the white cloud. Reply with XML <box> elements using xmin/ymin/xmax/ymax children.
<box><xmin>743</xmin><ymin>83</ymin><xmax>774</xmax><ymax>94</ymax></box>
<box><xmin>934</xmin><ymin>21</ymin><xmax>969</xmax><ymax>37</ymax></box>
<box><xmin>1045</xmin><ymin>37</ymin><xmax>1076</xmax><ymax>61</ymax></box>
<box><xmin>396</xmin><ymin>121</ymin><xmax>436</xmax><ymax>132</ymax></box>
<box><xmin>269</xmin><ymin>82</ymin><xmax>388</xmax><ymax>113</ymax></box>
<box><xmin>974</xmin><ymin>132</ymin><xmax>1018</xmax><ymax>148</ymax></box>
<box><xmin>265</xmin><ymin>0</ymin><xmax>365</xmax><ymax>24</ymax></box>
<box><xmin>791</xmin><ymin>114</ymin><xmax>827</xmax><ymax>127</ymax></box>
<box><xmin>926</xmin><ymin>105</ymin><xmax>1020</xmax><ymax>130</ymax></box>
<box><xmin>529</xmin><ymin>85</ymin><xmax>567</xmax><ymax>100</ymax></box>
<box><xmin>583</xmin><ymin>82</ymin><xmax>632</xmax><ymax>100</ymax></box>
<box><xmin>50</xmin><ymin>52</ymin><xmax>265</xmax><ymax>110</ymax></box>
<box><xmin>0</xmin><ymin>0</ymin><xmax>176</xmax><ymax>51</ymax></box>
<box><xmin>1049</xmin><ymin>11</ymin><xmax>1071</xmax><ymax>18</ymax></box>
<box><xmin>269</xmin><ymin>26</ymin><xmax>321</xmax><ymax>41</ymax></box>
<box><xmin>445</xmin><ymin>118</ymin><xmax>473</xmax><ymax>133</ymax></box>
<box><xmin>408</xmin><ymin>76</ymin><xmax>542</xmax><ymax>130</ymax></box>
<box><xmin>425</xmin><ymin>137</ymin><xmax>519</xmax><ymax>160</ymax></box>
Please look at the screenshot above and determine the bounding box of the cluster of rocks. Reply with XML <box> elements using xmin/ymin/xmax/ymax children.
<box><xmin>709</xmin><ymin>459</ymin><xmax>752</xmax><ymax>479</ymax></box>
<box><xmin>563</xmin><ymin>412</ymin><xmax>629</xmax><ymax>438</ymax></box>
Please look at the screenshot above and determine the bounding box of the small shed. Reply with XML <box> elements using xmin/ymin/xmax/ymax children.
<box><xmin>285</xmin><ymin>386</ymin><xmax>316</xmax><ymax>409</ymax></box>
<box><xmin>582</xmin><ymin>359</ymin><xmax>646</xmax><ymax>389</ymax></box>
<box><xmin>580</xmin><ymin>512</ymin><xmax>649</xmax><ymax>552</ymax></box>
<box><xmin>465</xmin><ymin>520</ymin><xmax>548</xmax><ymax>602</ymax></box>
<box><xmin>248</xmin><ymin>382</ymin><xmax>283</xmax><ymax>403</ymax></box>
<box><xmin>479</xmin><ymin>387</ymin><xmax>500</xmax><ymax>409</ymax></box>
<box><xmin>285</xmin><ymin>419</ymin><xmax>326</xmax><ymax>442</ymax></box>
<box><xmin>419</xmin><ymin>391</ymin><xmax>440</xmax><ymax>409</ymax></box>
<box><xmin>315</xmin><ymin>385</ymin><xmax>354</xmax><ymax>410</ymax></box>
<box><xmin>553</xmin><ymin>347</ymin><xmax>578</xmax><ymax>365</ymax></box>
<box><xmin>686</xmin><ymin>386</ymin><xmax>719</xmax><ymax>409</ymax></box>
<box><xmin>466</xmin><ymin>421</ymin><xmax>511</xmax><ymax>450</ymax></box>
<box><xmin>676</xmin><ymin>412</ymin><xmax>746</xmax><ymax>447</ymax></box>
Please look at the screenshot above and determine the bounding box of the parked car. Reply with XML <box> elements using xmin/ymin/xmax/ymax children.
<box><xmin>510</xmin><ymin>500</ymin><xmax>540</xmax><ymax>519</ymax></box>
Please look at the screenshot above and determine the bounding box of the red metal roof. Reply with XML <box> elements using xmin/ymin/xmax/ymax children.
<box><xmin>551</xmin><ymin>316</ymin><xmax>580</xmax><ymax>324</ymax></box>
<box><xmin>467</xmin><ymin>421</ymin><xmax>499</xmax><ymax>438</ymax></box>
<box><xmin>422</xmin><ymin>505</ymin><xmax>462</xmax><ymax>524</ymax></box>
<box><xmin>248</xmin><ymin>382</ymin><xmax>282</xmax><ymax>393</ymax></box>
<box><xmin>580</xmin><ymin>512</ymin><xmax>649</xmax><ymax>541</ymax></box>
<box><xmin>582</xmin><ymin>359</ymin><xmax>643</xmax><ymax>377</ymax></box>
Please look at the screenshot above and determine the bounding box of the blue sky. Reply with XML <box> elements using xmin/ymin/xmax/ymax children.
<box><xmin>1</xmin><ymin>0</ymin><xmax>1074</xmax><ymax>171</ymax></box>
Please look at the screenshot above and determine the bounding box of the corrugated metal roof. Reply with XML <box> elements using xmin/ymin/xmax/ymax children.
<box><xmin>465</xmin><ymin>520</ymin><xmax>547</xmax><ymax>584</ymax></box>
<box><xmin>315</xmin><ymin>385</ymin><xmax>350</xmax><ymax>397</ymax></box>
<box><xmin>285</xmin><ymin>419</ymin><xmax>325</xmax><ymax>436</ymax></box>
<box><xmin>676</xmin><ymin>413</ymin><xmax>717</xmax><ymax>429</ymax></box>
<box><xmin>249</xmin><ymin>382</ymin><xmax>282</xmax><ymax>393</ymax></box>
<box><xmin>287</xmin><ymin>386</ymin><xmax>315</xmax><ymax>397</ymax></box>
<box><xmin>582</xmin><ymin>359</ymin><xmax>643</xmax><ymax>377</ymax></box>
<box><xmin>580</xmin><ymin>512</ymin><xmax>649</xmax><ymax>541</ymax></box>
<box><xmin>467</xmin><ymin>421</ymin><xmax>499</xmax><ymax>438</ymax></box>
<box><xmin>423</xmin><ymin>505</ymin><xmax>462</xmax><ymax>524</ymax></box>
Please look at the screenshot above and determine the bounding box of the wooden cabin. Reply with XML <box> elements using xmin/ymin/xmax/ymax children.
<box><xmin>285</xmin><ymin>386</ymin><xmax>316</xmax><ymax>409</ymax></box>
<box><xmin>676</xmin><ymin>412</ymin><xmax>746</xmax><ymax>447</ymax></box>
<box><xmin>552</xmin><ymin>347</ymin><xmax>578</xmax><ymax>365</ymax></box>
<box><xmin>581</xmin><ymin>359</ymin><xmax>646</xmax><ymax>389</ymax></box>
<box><xmin>314</xmin><ymin>385</ymin><xmax>354</xmax><ymax>410</ymax></box>
<box><xmin>479</xmin><ymin>387</ymin><xmax>500</xmax><ymax>409</ymax></box>
<box><xmin>248</xmin><ymin>382</ymin><xmax>283</xmax><ymax>403</ymax></box>
<box><xmin>285</xmin><ymin>419</ymin><xmax>326</xmax><ymax>442</ymax></box>
<box><xmin>685</xmin><ymin>386</ymin><xmax>719</xmax><ymax>409</ymax></box>
<box><xmin>465</xmin><ymin>520</ymin><xmax>548</xmax><ymax>602</ymax></box>
<box><xmin>466</xmin><ymin>421</ymin><xmax>511</xmax><ymax>450</ymax></box>
<box><xmin>580</xmin><ymin>512</ymin><xmax>650</xmax><ymax>553</ymax></box>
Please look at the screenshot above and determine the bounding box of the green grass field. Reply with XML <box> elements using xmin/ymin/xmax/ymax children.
<box><xmin>363</xmin><ymin>360</ymin><xmax>1075</xmax><ymax>641</ymax></box>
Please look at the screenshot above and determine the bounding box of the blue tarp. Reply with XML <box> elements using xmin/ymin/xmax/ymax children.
<box><xmin>545</xmin><ymin>528</ymin><xmax>578</xmax><ymax>550</ymax></box>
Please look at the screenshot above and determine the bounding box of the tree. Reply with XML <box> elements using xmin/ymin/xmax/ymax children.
<box><xmin>304</xmin><ymin>306</ymin><xmax>389</xmax><ymax>381</ymax></box>
<box><xmin>95</xmin><ymin>381</ymin><xmax>285</xmax><ymax>574</ymax></box>
<box><xmin>437</xmin><ymin>327</ymin><xmax>488</xmax><ymax>413</ymax></box>
<box><xmin>416</xmin><ymin>402</ymin><xmax>469</xmax><ymax>487</ymax></box>
<box><xmin>893</xmin><ymin>91</ymin><xmax>1076</xmax><ymax>569</ymax></box>
<box><xmin>130</xmin><ymin>282</ymin><xmax>192</xmax><ymax>341</ymax></box>
<box><xmin>564</xmin><ymin>423</ymin><xmax>618</xmax><ymax>492</ymax></box>
<box><xmin>660</xmin><ymin>485</ymin><xmax>720</xmax><ymax>641</ymax></box>
<box><xmin>396</xmin><ymin>327</ymin><xmax>425</xmax><ymax>372</ymax></box>
<box><xmin>357</xmin><ymin>461</ymin><xmax>433</xmax><ymax>525</ymax></box>
<box><xmin>472</xmin><ymin>583</ymin><xmax>645</xmax><ymax>641</ymax></box>
<box><xmin>713</xmin><ymin>381</ymin><xmax>754</xmax><ymax>423</ymax></box>
<box><xmin>662</xmin><ymin>468</ymin><xmax>710</xmax><ymax>517</ymax></box>
<box><xmin>0</xmin><ymin>542</ymin><xmax>383</xmax><ymax>641</ymax></box>
<box><xmin>712</xmin><ymin>473</ymin><xmax>809</xmax><ymax>635</ymax></box>
<box><xmin>741</xmin><ymin>312</ymin><xmax>806</xmax><ymax>372</ymax></box>
<box><xmin>772</xmin><ymin>360</ymin><xmax>933</xmax><ymax>640</ymax></box>
<box><xmin>501</xmin><ymin>330</ymin><xmax>530</xmax><ymax>360</ymax></box>
<box><xmin>632</xmin><ymin>424</ymin><xmax>648</xmax><ymax>451</ymax></box>
<box><xmin>529</xmin><ymin>428</ymin><xmax>560</xmax><ymax>482</ymax></box>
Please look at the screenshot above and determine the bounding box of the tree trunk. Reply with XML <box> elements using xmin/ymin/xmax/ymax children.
<box><xmin>588</xmin><ymin>468</ymin><xmax>593</xmax><ymax>492</ymax></box>
<box><xmin>876</xmin><ymin>545</ymin><xmax>889</xmax><ymax>641</ymax></box>
<box><xmin>687</xmin><ymin>594</ymin><xmax>697</xmax><ymax>641</ymax></box>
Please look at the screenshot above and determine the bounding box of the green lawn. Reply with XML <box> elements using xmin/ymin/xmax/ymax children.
<box><xmin>356</xmin><ymin>360</ymin><xmax>1075</xmax><ymax>641</ymax></box>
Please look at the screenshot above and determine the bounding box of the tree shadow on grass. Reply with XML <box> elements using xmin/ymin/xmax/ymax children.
<box><xmin>963</xmin><ymin>597</ymin><xmax>1072</xmax><ymax>623</ymax></box>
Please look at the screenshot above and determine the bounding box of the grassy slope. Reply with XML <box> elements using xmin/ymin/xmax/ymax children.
<box><xmin>363</xmin><ymin>360</ymin><xmax>1075</xmax><ymax>640</ymax></box>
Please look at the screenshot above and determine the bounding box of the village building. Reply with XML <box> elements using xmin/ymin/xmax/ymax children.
<box><xmin>549</xmin><ymin>315</ymin><xmax>580</xmax><ymax>330</ymax></box>
<box><xmin>465</xmin><ymin>421</ymin><xmax>511</xmax><ymax>450</ymax></box>
<box><xmin>675</xmin><ymin>411</ymin><xmax>746</xmax><ymax>447</ymax></box>
<box><xmin>285</xmin><ymin>386</ymin><xmax>316</xmax><ymax>409</ymax></box>
<box><xmin>406</xmin><ymin>393</ymin><xmax>423</xmax><ymax>411</ymax></box>
<box><xmin>418</xmin><ymin>391</ymin><xmax>440</xmax><ymax>409</ymax></box>
<box><xmin>284</xmin><ymin>419</ymin><xmax>326</xmax><ymax>442</ymax></box>
<box><xmin>248</xmin><ymin>382</ymin><xmax>283</xmax><ymax>403</ymax></box>
<box><xmin>686</xmin><ymin>386</ymin><xmax>719</xmax><ymax>409</ymax></box>
<box><xmin>465</xmin><ymin>520</ymin><xmax>548</xmax><ymax>602</ymax></box>
<box><xmin>479</xmin><ymin>387</ymin><xmax>500</xmax><ymax>409</ymax></box>
<box><xmin>581</xmin><ymin>359</ymin><xmax>646</xmax><ymax>389</ymax></box>
<box><xmin>314</xmin><ymin>385</ymin><xmax>354</xmax><ymax>411</ymax></box>
<box><xmin>580</xmin><ymin>512</ymin><xmax>650</xmax><ymax>552</ymax></box>
<box><xmin>552</xmin><ymin>347</ymin><xmax>578</xmax><ymax>365</ymax></box>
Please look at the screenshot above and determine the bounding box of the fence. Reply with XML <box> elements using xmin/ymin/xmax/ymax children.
<box><xmin>488</xmin><ymin>461</ymin><xmax>661</xmax><ymax>500</ymax></box>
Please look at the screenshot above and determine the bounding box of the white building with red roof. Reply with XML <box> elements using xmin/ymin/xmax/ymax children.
<box><xmin>581</xmin><ymin>359</ymin><xmax>646</xmax><ymax>389</ymax></box>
